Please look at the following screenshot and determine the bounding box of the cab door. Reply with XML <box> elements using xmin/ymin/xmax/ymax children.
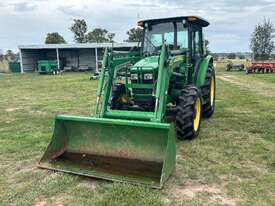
<box><xmin>192</xmin><ymin>25</ymin><xmax>204</xmax><ymax>61</ymax></box>
<box><xmin>187</xmin><ymin>24</ymin><xmax>204</xmax><ymax>84</ymax></box>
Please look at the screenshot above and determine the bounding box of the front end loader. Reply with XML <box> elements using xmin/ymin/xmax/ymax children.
<box><xmin>38</xmin><ymin>16</ymin><xmax>216</xmax><ymax>189</ymax></box>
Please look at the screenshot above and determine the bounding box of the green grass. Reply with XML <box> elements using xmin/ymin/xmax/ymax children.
<box><xmin>244</xmin><ymin>73</ymin><xmax>275</xmax><ymax>84</ymax></box>
<box><xmin>0</xmin><ymin>71</ymin><xmax>274</xmax><ymax>206</ymax></box>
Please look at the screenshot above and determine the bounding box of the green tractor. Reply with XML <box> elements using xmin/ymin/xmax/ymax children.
<box><xmin>38</xmin><ymin>60</ymin><xmax>59</xmax><ymax>75</ymax></box>
<box><xmin>38</xmin><ymin>16</ymin><xmax>216</xmax><ymax>189</ymax></box>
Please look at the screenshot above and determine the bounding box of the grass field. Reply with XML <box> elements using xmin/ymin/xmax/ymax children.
<box><xmin>0</xmin><ymin>67</ymin><xmax>274</xmax><ymax>206</ymax></box>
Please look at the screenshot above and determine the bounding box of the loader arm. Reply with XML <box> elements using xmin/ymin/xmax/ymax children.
<box><xmin>97</xmin><ymin>45</ymin><xmax>172</xmax><ymax>123</ymax></box>
<box><xmin>153</xmin><ymin>45</ymin><xmax>171</xmax><ymax>122</ymax></box>
<box><xmin>95</xmin><ymin>49</ymin><xmax>142</xmax><ymax>118</ymax></box>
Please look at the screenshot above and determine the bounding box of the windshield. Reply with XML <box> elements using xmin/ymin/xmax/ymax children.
<box><xmin>143</xmin><ymin>22</ymin><xmax>188</xmax><ymax>54</ymax></box>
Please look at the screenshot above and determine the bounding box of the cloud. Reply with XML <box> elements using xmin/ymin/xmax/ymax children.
<box><xmin>125</xmin><ymin>3</ymin><xmax>160</xmax><ymax>8</ymax></box>
<box><xmin>13</xmin><ymin>2</ymin><xmax>37</xmax><ymax>12</ymax></box>
<box><xmin>57</xmin><ymin>5</ymin><xmax>87</xmax><ymax>18</ymax></box>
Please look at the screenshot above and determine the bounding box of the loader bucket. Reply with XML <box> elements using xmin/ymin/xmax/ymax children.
<box><xmin>38</xmin><ymin>115</ymin><xmax>176</xmax><ymax>188</ymax></box>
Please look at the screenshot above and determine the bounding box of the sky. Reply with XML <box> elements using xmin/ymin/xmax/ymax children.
<box><xmin>0</xmin><ymin>0</ymin><xmax>275</xmax><ymax>53</ymax></box>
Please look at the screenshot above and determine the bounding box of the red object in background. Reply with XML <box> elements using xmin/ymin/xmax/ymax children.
<box><xmin>249</xmin><ymin>61</ymin><xmax>275</xmax><ymax>73</ymax></box>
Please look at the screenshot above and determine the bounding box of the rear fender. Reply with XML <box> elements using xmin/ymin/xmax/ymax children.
<box><xmin>195</xmin><ymin>55</ymin><xmax>213</xmax><ymax>87</ymax></box>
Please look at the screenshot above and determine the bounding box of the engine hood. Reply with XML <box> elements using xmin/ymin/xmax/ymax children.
<box><xmin>131</xmin><ymin>56</ymin><xmax>159</xmax><ymax>71</ymax></box>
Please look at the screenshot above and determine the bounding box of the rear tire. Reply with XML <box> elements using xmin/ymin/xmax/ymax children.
<box><xmin>201</xmin><ymin>66</ymin><xmax>216</xmax><ymax>118</ymax></box>
<box><xmin>176</xmin><ymin>86</ymin><xmax>202</xmax><ymax>140</ymax></box>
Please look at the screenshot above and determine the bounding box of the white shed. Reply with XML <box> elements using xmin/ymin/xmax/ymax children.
<box><xmin>18</xmin><ymin>43</ymin><xmax>138</xmax><ymax>73</ymax></box>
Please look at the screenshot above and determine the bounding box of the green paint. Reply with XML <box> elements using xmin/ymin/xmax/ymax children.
<box><xmin>105</xmin><ymin>110</ymin><xmax>155</xmax><ymax>121</ymax></box>
<box><xmin>127</xmin><ymin>84</ymin><xmax>154</xmax><ymax>89</ymax></box>
<box><xmin>154</xmin><ymin>45</ymin><xmax>170</xmax><ymax>122</ymax></box>
<box><xmin>132</xmin><ymin>56</ymin><xmax>159</xmax><ymax>69</ymax></box>
<box><xmin>38</xmin><ymin>60</ymin><xmax>58</xmax><ymax>74</ymax></box>
<box><xmin>195</xmin><ymin>55</ymin><xmax>213</xmax><ymax>87</ymax></box>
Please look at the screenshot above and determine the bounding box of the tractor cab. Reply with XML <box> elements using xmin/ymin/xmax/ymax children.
<box><xmin>114</xmin><ymin>16</ymin><xmax>210</xmax><ymax>112</ymax></box>
<box><xmin>139</xmin><ymin>16</ymin><xmax>209</xmax><ymax>55</ymax></box>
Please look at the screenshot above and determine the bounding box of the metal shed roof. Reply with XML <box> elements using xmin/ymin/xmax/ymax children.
<box><xmin>18</xmin><ymin>42</ymin><xmax>138</xmax><ymax>50</ymax></box>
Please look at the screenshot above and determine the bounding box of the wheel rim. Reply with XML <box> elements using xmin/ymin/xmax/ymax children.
<box><xmin>210</xmin><ymin>76</ymin><xmax>215</xmax><ymax>106</ymax></box>
<box><xmin>193</xmin><ymin>98</ymin><xmax>201</xmax><ymax>132</ymax></box>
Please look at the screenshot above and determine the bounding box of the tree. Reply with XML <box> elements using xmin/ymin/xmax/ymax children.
<box><xmin>5</xmin><ymin>50</ymin><xmax>18</xmax><ymax>61</ymax></box>
<box><xmin>86</xmin><ymin>28</ymin><xmax>115</xmax><ymax>43</ymax></box>
<box><xmin>125</xmin><ymin>27</ymin><xmax>143</xmax><ymax>42</ymax></box>
<box><xmin>70</xmin><ymin>19</ymin><xmax>88</xmax><ymax>43</ymax></box>
<box><xmin>45</xmin><ymin>32</ymin><xmax>66</xmax><ymax>44</ymax></box>
<box><xmin>250</xmin><ymin>18</ymin><xmax>274</xmax><ymax>60</ymax></box>
<box><xmin>211</xmin><ymin>53</ymin><xmax>219</xmax><ymax>61</ymax></box>
<box><xmin>227</xmin><ymin>53</ymin><xmax>236</xmax><ymax>59</ymax></box>
<box><xmin>205</xmin><ymin>39</ymin><xmax>211</xmax><ymax>54</ymax></box>
<box><xmin>238</xmin><ymin>55</ymin><xmax>245</xmax><ymax>59</ymax></box>
<box><xmin>107</xmin><ymin>33</ymin><xmax>115</xmax><ymax>43</ymax></box>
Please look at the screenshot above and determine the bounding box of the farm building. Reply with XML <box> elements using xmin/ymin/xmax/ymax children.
<box><xmin>18</xmin><ymin>43</ymin><xmax>138</xmax><ymax>73</ymax></box>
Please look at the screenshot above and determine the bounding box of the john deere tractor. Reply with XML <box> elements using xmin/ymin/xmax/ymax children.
<box><xmin>39</xmin><ymin>16</ymin><xmax>216</xmax><ymax>188</ymax></box>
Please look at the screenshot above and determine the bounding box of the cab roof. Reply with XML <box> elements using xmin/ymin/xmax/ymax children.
<box><xmin>138</xmin><ymin>16</ymin><xmax>210</xmax><ymax>28</ymax></box>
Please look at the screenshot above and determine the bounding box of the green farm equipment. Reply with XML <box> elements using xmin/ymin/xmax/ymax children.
<box><xmin>225</xmin><ymin>61</ymin><xmax>245</xmax><ymax>71</ymax></box>
<box><xmin>9</xmin><ymin>61</ymin><xmax>21</xmax><ymax>73</ymax></box>
<box><xmin>38</xmin><ymin>16</ymin><xmax>216</xmax><ymax>188</ymax></box>
<box><xmin>38</xmin><ymin>60</ymin><xmax>59</xmax><ymax>75</ymax></box>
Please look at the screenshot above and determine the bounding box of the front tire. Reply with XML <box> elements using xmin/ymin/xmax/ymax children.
<box><xmin>176</xmin><ymin>86</ymin><xmax>202</xmax><ymax>140</ymax></box>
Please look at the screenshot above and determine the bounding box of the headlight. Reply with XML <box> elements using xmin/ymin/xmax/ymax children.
<box><xmin>144</xmin><ymin>73</ymin><xmax>153</xmax><ymax>80</ymax></box>
<box><xmin>130</xmin><ymin>73</ymin><xmax>138</xmax><ymax>80</ymax></box>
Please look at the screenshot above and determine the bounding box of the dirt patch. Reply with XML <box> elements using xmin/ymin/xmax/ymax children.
<box><xmin>40</xmin><ymin>172</ymin><xmax>59</xmax><ymax>184</ymax></box>
<box><xmin>29</xmin><ymin>110</ymin><xmax>48</xmax><ymax>116</ymax></box>
<box><xmin>14</xmin><ymin>166</ymin><xmax>36</xmax><ymax>175</ymax></box>
<box><xmin>173</xmin><ymin>184</ymin><xmax>221</xmax><ymax>199</ymax></box>
<box><xmin>5</xmin><ymin>107</ymin><xmax>21</xmax><ymax>112</ymax></box>
<box><xmin>218</xmin><ymin>75</ymin><xmax>247</xmax><ymax>87</ymax></box>
<box><xmin>227</xmin><ymin>107</ymin><xmax>253</xmax><ymax>114</ymax></box>
<box><xmin>176</xmin><ymin>154</ymin><xmax>184</xmax><ymax>161</ymax></box>
<box><xmin>5</xmin><ymin>119</ymin><xmax>16</xmax><ymax>124</ymax></box>
<box><xmin>33</xmin><ymin>193</ymin><xmax>71</xmax><ymax>206</ymax></box>
<box><xmin>34</xmin><ymin>198</ymin><xmax>47</xmax><ymax>206</ymax></box>
<box><xmin>51</xmin><ymin>193</ymin><xmax>71</xmax><ymax>206</ymax></box>
<box><xmin>78</xmin><ymin>179</ymin><xmax>97</xmax><ymax>190</ymax></box>
<box><xmin>210</xmin><ymin>195</ymin><xmax>237</xmax><ymax>206</ymax></box>
<box><xmin>172</xmin><ymin>183</ymin><xmax>238</xmax><ymax>206</ymax></box>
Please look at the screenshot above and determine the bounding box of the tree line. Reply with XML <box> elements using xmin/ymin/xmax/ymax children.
<box><xmin>43</xmin><ymin>17</ymin><xmax>275</xmax><ymax>61</ymax></box>
<box><xmin>45</xmin><ymin>18</ymin><xmax>142</xmax><ymax>44</ymax></box>
<box><xmin>224</xmin><ymin>18</ymin><xmax>274</xmax><ymax>61</ymax></box>
<box><xmin>0</xmin><ymin>50</ymin><xmax>19</xmax><ymax>62</ymax></box>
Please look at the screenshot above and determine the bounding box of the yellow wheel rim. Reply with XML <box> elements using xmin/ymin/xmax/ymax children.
<box><xmin>210</xmin><ymin>76</ymin><xmax>215</xmax><ymax>106</ymax></box>
<box><xmin>193</xmin><ymin>98</ymin><xmax>201</xmax><ymax>132</ymax></box>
